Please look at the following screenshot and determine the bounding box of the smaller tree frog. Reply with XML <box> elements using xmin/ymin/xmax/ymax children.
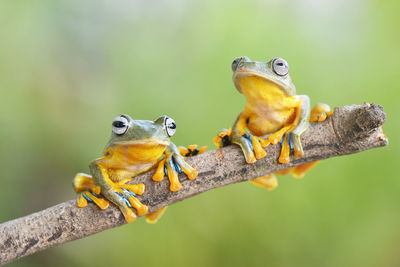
<box><xmin>73</xmin><ymin>114</ymin><xmax>204</xmax><ymax>223</ymax></box>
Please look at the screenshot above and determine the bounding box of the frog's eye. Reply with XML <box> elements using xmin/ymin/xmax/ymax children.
<box><xmin>112</xmin><ymin>115</ymin><xmax>129</xmax><ymax>135</ymax></box>
<box><xmin>272</xmin><ymin>58</ymin><xmax>289</xmax><ymax>76</ymax></box>
<box><xmin>164</xmin><ymin>117</ymin><xmax>176</xmax><ymax>137</ymax></box>
<box><xmin>231</xmin><ymin>56</ymin><xmax>250</xmax><ymax>72</ymax></box>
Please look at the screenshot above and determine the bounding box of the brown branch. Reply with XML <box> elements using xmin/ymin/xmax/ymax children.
<box><xmin>0</xmin><ymin>103</ymin><xmax>387</xmax><ymax>265</ymax></box>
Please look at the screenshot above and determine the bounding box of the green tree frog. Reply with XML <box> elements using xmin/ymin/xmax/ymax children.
<box><xmin>214</xmin><ymin>57</ymin><xmax>332</xmax><ymax>189</ymax></box>
<box><xmin>73</xmin><ymin>115</ymin><xmax>205</xmax><ymax>223</ymax></box>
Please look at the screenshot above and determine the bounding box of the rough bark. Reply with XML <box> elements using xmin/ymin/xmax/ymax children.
<box><xmin>0</xmin><ymin>103</ymin><xmax>387</xmax><ymax>265</ymax></box>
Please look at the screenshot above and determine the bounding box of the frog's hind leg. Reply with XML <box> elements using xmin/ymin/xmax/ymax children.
<box><xmin>73</xmin><ymin>173</ymin><xmax>96</xmax><ymax>192</ymax></box>
<box><xmin>212</xmin><ymin>128</ymin><xmax>233</xmax><ymax>148</ymax></box>
<box><xmin>310</xmin><ymin>103</ymin><xmax>333</xmax><ymax>123</ymax></box>
<box><xmin>288</xmin><ymin>103</ymin><xmax>332</xmax><ymax>178</ymax></box>
<box><xmin>292</xmin><ymin>161</ymin><xmax>320</xmax><ymax>178</ymax></box>
<box><xmin>146</xmin><ymin>206</ymin><xmax>168</xmax><ymax>224</ymax></box>
<box><xmin>73</xmin><ymin>173</ymin><xmax>109</xmax><ymax>210</ymax></box>
<box><xmin>249</xmin><ymin>174</ymin><xmax>278</xmax><ymax>190</ymax></box>
<box><xmin>178</xmin><ymin>144</ymin><xmax>208</xmax><ymax>157</ymax></box>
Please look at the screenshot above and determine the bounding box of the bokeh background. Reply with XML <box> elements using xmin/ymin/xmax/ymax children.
<box><xmin>0</xmin><ymin>0</ymin><xmax>399</xmax><ymax>266</ymax></box>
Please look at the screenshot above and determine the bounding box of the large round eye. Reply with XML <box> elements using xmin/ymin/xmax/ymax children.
<box><xmin>164</xmin><ymin>117</ymin><xmax>176</xmax><ymax>137</ymax></box>
<box><xmin>272</xmin><ymin>58</ymin><xmax>289</xmax><ymax>76</ymax></box>
<box><xmin>112</xmin><ymin>115</ymin><xmax>129</xmax><ymax>135</ymax></box>
<box><xmin>231</xmin><ymin>56</ymin><xmax>250</xmax><ymax>72</ymax></box>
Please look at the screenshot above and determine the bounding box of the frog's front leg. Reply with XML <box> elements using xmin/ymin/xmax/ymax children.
<box><xmin>289</xmin><ymin>95</ymin><xmax>311</xmax><ymax>160</ymax></box>
<box><xmin>230</xmin><ymin>113</ymin><xmax>269</xmax><ymax>164</ymax></box>
<box><xmin>152</xmin><ymin>143</ymin><xmax>198</xmax><ymax>192</ymax></box>
<box><xmin>267</xmin><ymin>95</ymin><xmax>310</xmax><ymax>163</ymax></box>
<box><xmin>88</xmin><ymin>160</ymin><xmax>148</xmax><ymax>223</ymax></box>
<box><xmin>291</xmin><ymin>100</ymin><xmax>333</xmax><ymax>161</ymax></box>
<box><xmin>148</xmin><ymin>144</ymin><xmax>204</xmax><ymax>224</ymax></box>
<box><xmin>288</xmin><ymin>103</ymin><xmax>333</xmax><ymax>177</ymax></box>
<box><xmin>73</xmin><ymin>173</ymin><xmax>110</xmax><ymax>210</ymax></box>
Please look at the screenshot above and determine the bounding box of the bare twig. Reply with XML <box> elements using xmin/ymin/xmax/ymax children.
<box><xmin>0</xmin><ymin>103</ymin><xmax>387</xmax><ymax>265</ymax></box>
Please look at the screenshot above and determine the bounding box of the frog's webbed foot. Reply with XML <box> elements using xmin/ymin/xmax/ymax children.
<box><xmin>231</xmin><ymin>131</ymin><xmax>269</xmax><ymax>164</ymax></box>
<box><xmin>145</xmin><ymin>206</ymin><xmax>168</xmax><ymax>224</ymax></box>
<box><xmin>213</xmin><ymin>129</ymin><xmax>273</xmax><ymax>188</ymax></box>
<box><xmin>73</xmin><ymin>173</ymin><xmax>110</xmax><ymax>210</ymax></box>
<box><xmin>310</xmin><ymin>103</ymin><xmax>333</xmax><ymax>122</ymax></box>
<box><xmin>215</xmin><ymin>128</ymin><xmax>269</xmax><ymax>163</ymax></box>
<box><xmin>268</xmin><ymin>125</ymin><xmax>303</xmax><ymax>164</ymax></box>
<box><xmin>152</xmin><ymin>153</ymin><xmax>198</xmax><ymax>192</ymax></box>
<box><xmin>292</xmin><ymin>161</ymin><xmax>320</xmax><ymax>178</ymax></box>
<box><xmin>73</xmin><ymin>172</ymin><xmax>147</xmax><ymax>223</ymax></box>
<box><xmin>249</xmin><ymin>174</ymin><xmax>278</xmax><ymax>191</ymax></box>
<box><xmin>178</xmin><ymin>144</ymin><xmax>207</xmax><ymax>157</ymax></box>
<box><xmin>212</xmin><ymin>128</ymin><xmax>233</xmax><ymax>148</ymax></box>
<box><xmin>102</xmin><ymin>179</ymin><xmax>147</xmax><ymax>223</ymax></box>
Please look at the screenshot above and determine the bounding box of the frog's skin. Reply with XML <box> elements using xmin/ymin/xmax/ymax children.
<box><xmin>213</xmin><ymin>57</ymin><xmax>332</xmax><ymax>189</ymax></box>
<box><xmin>73</xmin><ymin>115</ymin><xmax>203</xmax><ymax>223</ymax></box>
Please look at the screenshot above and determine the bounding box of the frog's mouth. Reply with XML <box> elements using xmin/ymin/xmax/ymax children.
<box><xmin>233</xmin><ymin>69</ymin><xmax>285</xmax><ymax>92</ymax></box>
<box><xmin>233</xmin><ymin>66</ymin><xmax>296</xmax><ymax>96</ymax></box>
<box><xmin>113</xmin><ymin>139</ymin><xmax>169</xmax><ymax>147</ymax></box>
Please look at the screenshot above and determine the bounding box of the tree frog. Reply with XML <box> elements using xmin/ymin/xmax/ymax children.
<box><xmin>73</xmin><ymin>114</ymin><xmax>204</xmax><ymax>223</ymax></box>
<box><xmin>214</xmin><ymin>57</ymin><xmax>332</xmax><ymax>189</ymax></box>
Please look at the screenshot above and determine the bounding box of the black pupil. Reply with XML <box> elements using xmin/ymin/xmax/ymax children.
<box><xmin>168</xmin><ymin>122</ymin><xmax>176</xmax><ymax>129</ymax></box>
<box><xmin>233</xmin><ymin>58</ymin><xmax>242</xmax><ymax>66</ymax></box>
<box><xmin>277</xmin><ymin>62</ymin><xmax>284</xmax><ymax>66</ymax></box>
<box><xmin>113</xmin><ymin>120</ymin><xmax>126</xmax><ymax>128</ymax></box>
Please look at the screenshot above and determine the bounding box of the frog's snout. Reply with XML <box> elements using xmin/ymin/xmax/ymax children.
<box><xmin>232</xmin><ymin>56</ymin><xmax>251</xmax><ymax>72</ymax></box>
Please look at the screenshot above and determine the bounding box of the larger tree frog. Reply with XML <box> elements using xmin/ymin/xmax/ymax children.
<box><xmin>214</xmin><ymin>57</ymin><xmax>332</xmax><ymax>189</ymax></box>
<box><xmin>73</xmin><ymin>115</ymin><xmax>203</xmax><ymax>223</ymax></box>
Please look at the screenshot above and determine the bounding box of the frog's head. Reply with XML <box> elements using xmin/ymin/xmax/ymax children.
<box><xmin>106</xmin><ymin>114</ymin><xmax>176</xmax><ymax>148</ymax></box>
<box><xmin>231</xmin><ymin>56</ymin><xmax>296</xmax><ymax>97</ymax></box>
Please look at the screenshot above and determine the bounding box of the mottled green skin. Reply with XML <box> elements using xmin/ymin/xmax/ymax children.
<box><xmin>106</xmin><ymin>115</ymin><xmax>172</xmax><ymax>149</ymax></box>
<box><xmin>233</xmin><ymin>56</ymin><xmax>297</xmax><ymax>96</ymax></box>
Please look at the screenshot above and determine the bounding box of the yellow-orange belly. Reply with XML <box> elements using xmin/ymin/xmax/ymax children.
<box><xmin>238</xmin><ymin>75</ymin><xmax>300</xmax><ymax>136</ymax></box>
<box><xmin>101</xmin><ymin>144</ymin><xmax>166</xmax><ymax>181</ymax></box>
<box><xmin>247</xmin><ymin>108</ymin><xmax>296</xmax><ymax>136</ymax></box>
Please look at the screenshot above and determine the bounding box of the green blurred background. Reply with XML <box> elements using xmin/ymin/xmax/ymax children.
<box><xmin>0</xmin><ymin>0</ymin><xmax>399</xmax><ymax>266</ymax></box>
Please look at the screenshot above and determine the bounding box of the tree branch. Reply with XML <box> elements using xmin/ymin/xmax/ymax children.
<box><xmin>0</xmin><ymin>103</ymin><xmax>387</xmax><ymax>265</ymax></box>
